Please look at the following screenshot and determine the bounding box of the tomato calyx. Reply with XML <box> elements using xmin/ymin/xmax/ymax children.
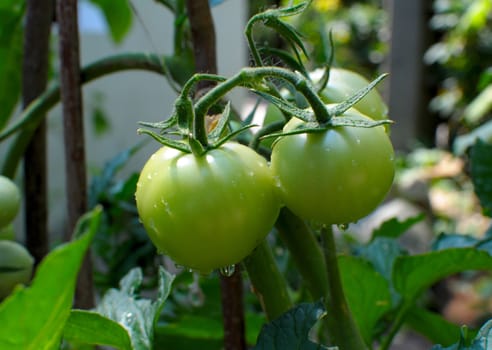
<box><xmin>259</xmin><ymin>73</ymin><xmax>392</xmax><ymax>141</ymax></box>
<box><xmin>138</xmin><ymin>97</ymin><xmax>256</xmax><ymax>155</ymax></box>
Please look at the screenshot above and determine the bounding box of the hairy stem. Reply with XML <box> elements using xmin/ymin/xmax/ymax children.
<box><xmin>193</xmin><ymin>66</ymin><xmax>330</xmax><ymax>125</ymax></box>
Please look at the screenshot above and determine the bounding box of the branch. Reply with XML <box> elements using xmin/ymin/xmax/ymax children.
<box><xmin>22</xmin><ymin>0</ymin><xmax>53</xmax><ymax>265</ymax></box>
<box><xmin>1</xmin><ymin>53</ymin><xmax>166</xmax><ymax>178</ymax></box>
<box><xmin>57</xmin><ymin>0</ymin><xmax>93</xmax><ymax>309</ymax></box>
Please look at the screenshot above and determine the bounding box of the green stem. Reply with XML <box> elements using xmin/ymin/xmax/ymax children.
<box><xmin>244</xmin><ymin>13</ymin><xmax>263</xmax><ymax>67</ymax></box>
<box><xmin>275</xmin><ymin>208</ymin><xmax>328</xmax><ymax>300</ymax></box>
<box><xmin>243</xmin><ymin>240</ymin><xmax>293</xmax><ymax>321</ymax></box>
<box><xmin>320</xmin><ymin>225</ymin><xmax>368</xmax><ymax>350</ymax></box>
<box><xmin>193</xmin><ymin>66</ymin><xmax>330</xmax><ymax>126</ymax></box>
<box><xmin>1</xmin><ymin>53</ymin><xmax>166</xmax><ymax>177</ymax></box>
<box><xmin>248</xmin><ymin>120</ymin><xmax>285</xmax><ymax>152</ymax></box>
<box><xmin>377</xmin><ymin>301</ymin><xmax>411</xmax><ymax>350</ymax></box>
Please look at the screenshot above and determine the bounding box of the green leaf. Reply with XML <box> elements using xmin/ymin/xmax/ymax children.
<box><xmin>0</xmin><ymin>2</ymin><xmax>24</xmax><ymax>130</ymax></box>
<box><xmin>96</xmin><ymin>267</ymin><xmax>175</xmax><ymax>350</ymax></box>
<box><xmin>208</xmin><ymin>102</ymin><xmax>231</xmax><ymax>142</ymax></box>
<box><xmin>470</xmin><ymin>140</ymin><xmax>492</xmax><ymax>217</ymax></box>
<box><xmin>393</xmin><ymin>248</ymin><xmax>492</xmax><ymax>301</ymax></box>
<box><xmin>327</xmin><ymin>114</ymin><xmax>392</xmax><ymax>129</ymax></box>
<box><xmin>327</xmin><ymin>74</ymin><xmax>388</xmax><ymax>117</ymax></box>
<box><xmin>155</xmin><ymin>315</ymin><xmax>224</xmax><ymax>349</ymax></box>
<box><xmin>431</xmin><ymin>319</ymin><xmax>492</xmax><ymax>350</ymax></box>
<box><xmin>89</xmin><ymin>0</ymin><xmax>133</xmax><ymax>43</ymax></box>
<box><xmin>338</xmin><ymin>256</ymin><xmax>392</xmax><ymax>345</ymax></box>
<box><xmin>63</xmin><ymin>310</ymin><xmax>132</xmax><ymax>350</ymax></box>
<box><xmin>0</xmin><ymin>207</ymin><xmax>102</xmax><ymax>350</ymax></box>
<box><xmin>355</xmin><ymin>237</ymin><xmax>406</xmax><ymax>282</ymax></box>
<box><xmin>431</xmin><ymin>233</ymin><xmax>479</xmax><ymax>251</ymax></box>
<box><xmin>253</xmin><ymin>90</ymin><xmax>314</xmax><ymax>122</ymax></box>
<box><xmin>372</xmin><ymin>214</ymin><xmax>425</xmax><ymax>240</ymax></box>
<box><xmin>252</xmin><ymin>301</ymin><xmax>329</xmax><ymax>350</ymax></box>
<box><xmin>406</xmin><ymin>307</ymin><xmax>474</xmax><ymax>347</ymax></box>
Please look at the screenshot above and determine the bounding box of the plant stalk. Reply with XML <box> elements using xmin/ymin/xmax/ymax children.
<box><xmin>57</xmin><ymin>0</ymin><xmax>94</xmax><ymax>309</ymax></box>
<box><xmin>275</xmin><ymin>208</ymin><xmax>328</xmax><ymax>300</ymax></box>
<box><xmin>243</xmin><ymin>240</ymin><xmax>293</xmax><ymax>321</ymax></box>
<box><xmin>193</xmin><ymin>66</ymin><xmax>330</xmax><ymax>126</ymax></box>
<box><xmin>320</xmin><ymin>225</ymin><xmax>368</xmax><ymax>350</ymax></box>
<box><xmin>22</xmin><ymin>0</ymin><xmax>53</xmax><ymax>265</ymax></box>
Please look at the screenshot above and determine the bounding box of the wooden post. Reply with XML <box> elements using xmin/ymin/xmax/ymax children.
<box><xmin>385</xmin><ymin>0</ymin><xmax>436</xmax><ymax>150</ymax></box>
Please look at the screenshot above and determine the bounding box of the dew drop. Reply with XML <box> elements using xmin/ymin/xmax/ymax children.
<box><xmin>147</xmin><ymin>173</ymin><xmax>153</xmax><ymax>180</ymax></box>
<box><xmin>337</xmin><ymin>223</ymin><xmax>349</xmax><ymax>231</ymax></box>
<box><xmin>356</xmin><ymin>138</ymin><xmax>361</xmax><ymax>145</ymax></box>
<box><xmin>219</xmin><ymin>265</ymin><xmax>236</xmax><ymax>277</ymax></box>
<box><xmin>124</xmin><ymin>312</ymin><xmax>134</xmax><ymax>324</ymax></box>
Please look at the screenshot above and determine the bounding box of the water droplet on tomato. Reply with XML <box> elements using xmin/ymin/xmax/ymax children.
<box><xmin>147</xmin><ymin>173</ymin><xmax>152</xmax><ymax>180</ymax></box>
<box><xmin>219</xmin><ymin>265</ymin><xmax>236</xmax><ymax>277</ymax></box>
<box><xmin>337</xmin><ymin>223</ymin><xmax>349</xmax><ymax>231</ymax></box>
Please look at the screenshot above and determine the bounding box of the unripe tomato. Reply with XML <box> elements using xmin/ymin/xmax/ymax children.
<box><xmin>0</xmin><ymin>224</ymin><xmax>15</xmax><ymax>241</ymax></box>
<box><xmin>0</xmin><ymin>175</ymin><xmax>21</xmax><ymax>230</ymax></box>
<box><xmin>135</xmin><ymin>142</ymin><xmax>281</xmax><ymax>274</ymax></box>
<box><xmin>0</xmin><ymin>241</ymin><xmax>34</xmax><ymax>299</ymax></box>
<box><xmin>315</xmin><ymin>68</ymin><xmax>388</xmax><ymax>121</ymax></box>
<box><xmin>270</xmin><ymin>111</ymin><xmax>395</xmax><ymax>225</ymax></box>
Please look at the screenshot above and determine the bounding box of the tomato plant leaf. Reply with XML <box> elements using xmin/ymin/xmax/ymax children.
<box><xmin>63</xmin><ymin>310</ymin><xmax>132</xmax><ymax>350</ymax></box>
<box><xmin>89</xmin><ymin>0</ymin><xmax>133</xmax><ymax>44</ymax></box>
<box><xmin>431</xmin><ymin>233</ymin><xmax>479</xmax><ymax>251</ymax></box>
<box><xmin>253</xmin><ymin>90</ymin><xmax>314</xmax><ymax>122</ymax></box>
<box><xmin>371</xmin><ymin>214</ymin><xmax>425</xmax><ymax>241</ymax></box>
<box><xmin>327</xmin><ymin>115</ymin><xmax>392</xmax><ymax>129</ymax></box>
<box><xmin>208</xmin><ymin>101</ymin><xmax>231</xmax><ymax>141</ymax></box>
<box><xmin>354</xmin><ymin>237</ymin><xmax>406</xmax><ymax>283</ymax></box>
<box><xmin>470</xmin><ymin>140</ymin><xmax>492</xmax><ymax>217</ymax></box>
<box><xmin>0</xmin><ymin>1</ymin><xmax>23</xmax><ymax>131</ymax></box>
<box><xmin>431</xmin><ymin>319</ymin><xmax>492</xmax><ymax>350</ymax></box>
<box><xmin>405</xmin><ymin>307</ymin><xmax>475</xmax><ymax>347</ymax></box>
<box><xmin>95</xmin><ymin>267</ymin><xmax>175</xmax><ymax>350</ymax></box>
<box><xmin>393</xmin><ymin>248</ymin><xmax>492</xmax><ymax>302</ymax></box>
<box><xmin>338</xmin><ymin>256</ymin><xmax>392</xmax><ymax>345</ymax></box>
<box><xmin>252</xmin><ymin>301</ymin><xmax>329</xmax><ymax>350</ymax></box>
<box><xmin>327</xmin><ymin>74</ymin><xmax>388</xmax><ymax>117</ymax></box>
<box><xmin>0</xmin><ymin>207</ymin><xmax>102</xmax><ymax>350</ymax></box>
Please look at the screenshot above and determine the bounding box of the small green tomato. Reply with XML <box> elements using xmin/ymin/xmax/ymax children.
<box><xmin>0</xmin><ymin>241</ymin><xmax>34</xmax><ymax>300</ymax></box>
<box><xmin>0</xmin><ymin>175</ymin><xmax>21</xmax><ymax>230</ymax></box>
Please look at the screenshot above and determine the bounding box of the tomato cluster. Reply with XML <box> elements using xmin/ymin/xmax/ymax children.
<box><xmin>135</xmin><ymin>69</ymin><xmax>395</xmax><ymax>273</ymax></box>
<box><xmin>0</xmin><ymin>175</ymin><xmax>33</xmax><ymax>300</ymax></box>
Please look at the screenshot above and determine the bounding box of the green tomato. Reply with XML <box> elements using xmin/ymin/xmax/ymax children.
<box><xmin>270</xmin><ymin>111</ymin><xmax>395</xmax><ymax>225</ymax></box>
<box><xmin>0</xmin><ymin>224</ymin><xmax>15</xmax><ymax>240</ymax></box>
<box><xmin>316</xmin><ymin>67</ymin><xmax>388</xmax><ymax>121</ymax></box>
<box><xmin>135</xmin><ymin>142</ymin><xmax>280</xmax><ymax>274</ymax></box>
<box><xmin>0</xmin><ymin>240</ymin><xmax>34</xmax><ymax>300</ymax></box>
<box><xmin>0</xmin><ymin>175</ymin><xmax>21</xmax><ymax>230</ymax></box>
